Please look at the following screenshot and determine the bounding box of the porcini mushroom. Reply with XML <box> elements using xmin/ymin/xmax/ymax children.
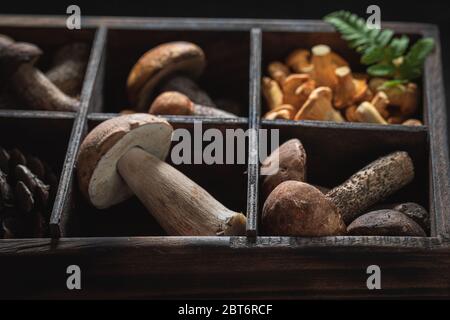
<box><xmin>260</xmin><ymin>139</ymin><xmax>307</xmax><ymax>199</ymax></box>
<box><xmin>333</xmin><ymin>66</ymin><xmax>368</xmax><ymax>109</ymax></box>
<box><xmin>262</xmin><ymin>151</ymin><xmax>414</xmax><ymax>235</ymax></box>
<box><xmin>262</xmin><ymin>77</ymin><xmax>283</xmax><ymax>110</ymax></box>
<box><xmin>159</xmin><ymin>75</ymin><xmax>216</xmax><ymax>107</ymax></box>
<box><xmin>311</xmin><ymin>45</ymin><xmax>338</xmax><ymax>88</ymax></box>
<box><xmin>282</xmin><ymin>74</ymin><xmax>315</xmax><ymax>111</ymax></box>
<box><xmin>347</xmin><ymin>210</ymin><xmax>426</xmax><ymax>236</ymax></box>
<box><xmin>149</xmin><ymin>91</ymin><xmax>237</xmax><ymax>118</ymax></box>
<box><xmin>127</xmin><ymin>42</ymin><xmax>206</xmax><ymax>112</ymax></box>
<box><xmin>77</xmin><ymin>114</ymin><xmax>246</xmax><ymax>236</ymax></box>
<box><xmin>45</xmin><ymin>42</ymin><xmax>89</xmax><ymax>97</ymax></box>
<box><xmin>294</xmin><ymin>87</ymin><xmax>344</xmax><ymax>122</ymax></box>
<box><xmin>0</xmin><ymin>35</ymin><xmax>79</xmax><ymax>111</ymax></box>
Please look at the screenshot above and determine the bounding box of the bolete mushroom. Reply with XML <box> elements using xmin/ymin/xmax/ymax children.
<box><xmin>77</xmin><ymin>113</ymin><xmax>246</xmax><ymax>236</ymax></box>
<box><xmin>347</xmin><ymin>210</ymin><xmax>426</xmax><ymax>236</ymax></box>
<box><xmin>262</xmin><ymin>151</ymin><xmax>414</xmax><ymax>235</ymax></box>
<box><xmin>149</xmin><ymin>91</ymin><xmax>237</xmax><ymax>118</ymax></box>
<box><xmin>46</xmin><ymin>42</ymin><xmax>90</xmax><ymax>97</ymax></box>
<box><xmin>294</xmin><ymin>87</ymin><xmax>344</xmax><ymax>122</ymax></box>
<box><xmin>127</xmin><ymin>42</ymin><xmax>206</xmax><ymax>112</ymax></box>
<box><xmin>260</xmin><ymin>139</ymin><xmax>307</xmax><ymax>199</ymax></box>
<box><xmin>0</xmin><ymin>35</ymin><xmax>79</xmax><ymax>111</ymax></box>
<box><xmin>159</xmin><ymin>75</ymin><xmax>216</xmax><ymax>108</ymax></box>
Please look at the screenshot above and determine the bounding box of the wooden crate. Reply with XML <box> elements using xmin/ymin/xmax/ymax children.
<box><xmin>0</xmin><ymin>15</ymin><xmax>449</xmax><ymax>299</ymax></box>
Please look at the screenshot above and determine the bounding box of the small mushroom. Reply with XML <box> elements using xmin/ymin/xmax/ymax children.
<box><xmin>285</xmin><ymin>49</ymin><xmax>313</xmax><ymax>74</ymax></box>
<box><xmin>344</xmin><ymin>105</ymin><xmax>361</xmax><ymax>122</ymax></box>
<box><xmin>263</xmin><ymin>104</ymin><xmax>295</xmax><ymax>120</ymax></box>
<box><xmin>268</xmin><ymin>61</ymin><xmax>290</xmax><ymax>85</ymax></box>
<box><xmin>311</xmin><ymin>45</ymin><xmax>338</xmax><ymax>88</ymax></box>
<box><xmin>77</xmin><ymin>114</ymin><xmax>246</xmax><ymax>236</ymax></box>
<box><xmin>393</xmin><ymin>202</ymin><xmax>429</xmax><ymax>232</ymax></box>
<box><xmin>127</xmin><ymin>42</ymin><xmax>206</xmax><ymax>112</ymax></box>
<box><xmin>0</xmin><ymin>35</ymin><xmax>79</xmax><ymax>112</ymax></box>
<box><xmin>262</xmin><ymin>77</ymin><xmax>283</xmax><ymax>110</ymax></box>
<box><xmin>356</xmin><ymin>101</ymin><xmax>388</xmax><ymax>124</ymax></box>
<box><xmin>282</xmin><ymin>74</ymin><xmax>315</xmax><ymax>111</ymax></box>
<box><xmin>149</xmin><ymin>91</ymin><xmax>237</xmax><ymax>118</ymax></box>
<box><xmin>371</xmin><ymin>91</ymin><xmax>390</xmax><ymax>119</ymax></box>
<box><xmin>402</xmin><ymin>119</ymin><xmax>423</xmax><ymax>126</ymax></box>
<box><xmin>262</xmin><ymin>151</ymin><xmax>414</xmax><ymax>235</ymax></box>
<box><xmin>369</xmin><ymin>78</ymin><xmax>419</xmax><ymax>117</ymax></box>
<box><xmin>347</xmin><ymin>210</ymin><xmax>426</xmax><ymax>236</ymax></box>
<box><xmin>260</xmin><ymin>139</ymin><xmax>307</xmax><ymax>199</ymax></box>
<box><xmin>159</xmin><ymin>75</ymin><xmax>216</xmax><ymax>107</ymax></box>
<box><xmin>333</xmin><ymin>66</ymin><xmax>368</xmax><ymax>109</ymax></box>
<box><xmin>45</xmin><ymin>42</ymin><xmax>90</xmax><ymax>97</ymax></box>
<box><xmin>294</xmin><ymin>87</ymin><xmax>344</xmax><ymax>122</ymax></box>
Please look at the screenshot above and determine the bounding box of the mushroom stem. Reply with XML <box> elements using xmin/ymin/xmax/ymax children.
<box><xmin>117</xmin><ymin>147</ymin><xmax>246</xmax><ymax>236</ymax></box>
<box><xmin>311</xmin><ymin>45</ymin><xmax>337</xmax><ymax>88</ymax></box>
<box><xmin>326</xmin><ymin>151</ymin><xmax>414</xmax><ymax>224</ymax></box>
<box><xmin>12</xmin><ymin>64</ymin><xmax>79</xmax><ymax>111</ymax></box>
<box><xmin>46</xmin><ymin>42</ymin><xmax>89</xmax><ymax>97</ymax></box>
<box><xmin>160</xmin><ymin>75</ymin><xmax>216</xmax><ymax>107</ymax></box>
<box><xmin>356</xmin><ymin>101</ymin><xmax>387</xmax><ymax>124</ymax></box>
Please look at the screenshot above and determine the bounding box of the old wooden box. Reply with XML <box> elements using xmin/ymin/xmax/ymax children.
<box><xmin>0</xmin><ymin>15</ymin><xmax>449</xmax><ymax>299</ymax></box>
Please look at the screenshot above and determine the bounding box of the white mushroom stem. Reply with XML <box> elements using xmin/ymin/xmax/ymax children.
<box><xmin>117</xmin><ymin>147</ymin><xmax>246</xmax><ymax>236</ymax></box>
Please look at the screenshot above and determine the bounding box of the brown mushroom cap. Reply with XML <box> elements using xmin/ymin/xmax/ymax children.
<box><xmin>347</xmin><ymin>210</ymin><xmax>426</xmax><ymax>236</ymax></box>
<box><xmin>262</xmin><ymin>181</ymin><xmax>346</xmax><ymax>236</ymax></box>
<box><xmin>77</xmin><ymin>113</ymin><xmax>173</xmax><ymax>209</ymax></box>
<box><xmin>261</xmin><ymin>139</ymin><xmax>307</xmax><ymax>199</ymax></box>
<box><xmin>149</xmin><ymin>91</ymin><xmax>194</xmax><ymax>115</ymax></box>
<box><xmin>127</xmin><ymin>42</ymin><xmax>205</xmax><ymax>111</ymax></box>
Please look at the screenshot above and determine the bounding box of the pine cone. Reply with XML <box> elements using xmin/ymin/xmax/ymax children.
<box><xmin>0</xmin><ymin>147</ymin><xmax>57</xmax><ymax>238</ymax></box>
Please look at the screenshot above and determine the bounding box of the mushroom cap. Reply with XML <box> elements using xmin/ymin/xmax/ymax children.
<box><xmin>77</xmin><ymin>113</ymin><xmax>173</xmax><ymax>209</ymax></box>
<box><xmin>0</xmin><ymin>41</ymin><xmax>42</xmax><ymax>73</ymax></box>
<box><xmin>127</xmin><ymin>42</ymin><xmax>205</xmax><ymax>111</ymax></box>
<box><xmin>262</xmin><ymin>180</ymin><xmax>346</xmax><ymax>236</ymax></box>
<box><xmin>347</xmin><ymin>210</ymin><xmax>426</xmax><ymax>236</ymax></box>
<box><xmin>261</xmin><ymin>139</ymin><xmax>307</xmax><ymax>199</ymax></box>
<box><xmin>149</xmin><ymin>91</ymin><xmax>194</xmax><ymax>116</ymax></box>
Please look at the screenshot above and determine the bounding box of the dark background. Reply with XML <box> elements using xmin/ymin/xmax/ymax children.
<box><xmin>1</xmin><ymin>0</ymin><xmax>450</xmax><ymax>143</ymax></box>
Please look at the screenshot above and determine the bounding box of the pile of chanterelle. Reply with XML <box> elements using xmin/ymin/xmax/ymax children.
<box><xmin>262</xmin><ymin>44</ymin><xmax>421</xmax><ymax>126</ymax></box>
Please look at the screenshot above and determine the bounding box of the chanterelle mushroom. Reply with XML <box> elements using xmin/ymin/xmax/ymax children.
<box><xmin>77</xmin><ymin>114</ymin><xmax>246</xmax><ymax>236</ymax></box>
<box><xmin>294</xmin><ymin>87</ymin><xmax>344</xmax><ymax>122</ymax></box>
<box><xmin>127</xmin><ymin>42</ymin><xmax>206</xmax><ymax>112</ymax></box>
<box><xmin>0</xmin><ymin>35</ymin><xmax>79</xmax><ymax>111</ymax></box>
<box><xmin>262</xmin><ymin>151</ymin><xmax>414</xmax><ymax>235</ymax></box>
